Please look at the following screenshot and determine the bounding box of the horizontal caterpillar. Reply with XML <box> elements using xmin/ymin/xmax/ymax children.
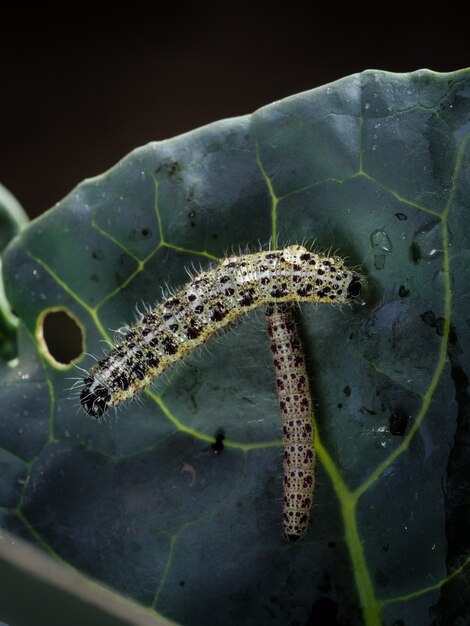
<box><xmin>80</xmin><ymin>245</ymin><xmax>361</xmax><ymax>417</ymax></box>
<box><xmin>266</xmin><ymin>304</ymin><xmax>315</xmax><ymax>542</ymax></box>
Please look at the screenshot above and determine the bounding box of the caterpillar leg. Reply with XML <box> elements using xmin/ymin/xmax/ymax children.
<box><xmin>266</xmin><ymin>303</ymin><xmax>315</xmax><ymax>542</ymax></box>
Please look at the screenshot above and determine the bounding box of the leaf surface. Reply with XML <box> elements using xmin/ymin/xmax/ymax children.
<box><xmin>0</xmin><ymin>183</ymin><xmax>27</xmax><ymax>360</ymax></box>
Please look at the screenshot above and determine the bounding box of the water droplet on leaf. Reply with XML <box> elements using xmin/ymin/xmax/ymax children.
<box><xmin>370</xmin><ymin>230</ymin><xmax>393</xmax><ymax>254</ymax></box>
<box><xmin>374</xmin><ymin>254</ymin><xmax>386</xmax><ymax>270</ymax></box>
<box><xmin>411</xmin><ymin>222</ymin><xmax>444</xmax><ymax>262</ymax></box>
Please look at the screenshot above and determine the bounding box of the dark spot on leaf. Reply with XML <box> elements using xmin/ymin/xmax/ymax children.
<box><xmin>128</xmin><ymin>228</ymin><xmax>152</xmax><ymax>240</ymax></box>
<box><xmin>395</xmin><ymin>212</ymin><xmax>408</xmax><ymax>220</ymax></box>
<box><xmin>410</xmin><ymin>242</ymin><xmax>421</xmax><ymax>264</ymax></box>
<box><xmin>212</xmin><ymin>432</ymin><xmax>225</xmax><ymax>455</ymax></box>
<box><xmin>389</xmin><ymin>411</ymin><xmax>409</xmax><ymax>436</ymax></box>
<box><xmin>92</xmin><ymin>249</ymin><xmax>105</xmax><ymax>260</ymax></box>
<box><xmin>398</xmin><ymin>285</ymin><xmax>410</xmax><ymax>298</ymax></box>
<box><xmin>359</xmin><ymin>406</ymin><xmax>376</xmax><ymax>415</ymax></box>
<box><xmin>167</xmin><ymin>161</ymin><xmax>180</xmax><ymax>177</ymax></box>
<box><xmin>436</xmin><ymin>318</ymin><xmax>447</xmax><ymax>337</ymax></box>
<box><xmin>420</xmin><ymin>310</ymin><xmax>437</xmax><ymax>328</ymax></box>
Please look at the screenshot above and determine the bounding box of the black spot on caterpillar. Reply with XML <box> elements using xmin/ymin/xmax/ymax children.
<box><xmin>266</xmin><ymin>303</ymin><xmax>315</xmax><ymax>542</ymax></box>
<box><xmin>80</xmin><ymin>245</ymin><xmax>361</xmax><ymax>417</ymax></box>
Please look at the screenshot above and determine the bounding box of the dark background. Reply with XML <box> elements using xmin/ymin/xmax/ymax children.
<box><xmin>1</xmin><ymin>5</ymin><xmax>468</xmax><ymax>219</ymax></box>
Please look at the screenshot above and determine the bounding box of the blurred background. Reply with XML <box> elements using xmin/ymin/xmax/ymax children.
<box><xmin>1</xmin><ymin>3</ymin><xmax>468</xmax><ymax>219</ymax></box>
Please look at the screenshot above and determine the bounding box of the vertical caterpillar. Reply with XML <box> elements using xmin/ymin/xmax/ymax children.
<box><xmin>266</xmin><ymin>304</ymin><xmax>315</xmax><ymax>542</ymax></box>
<box><xmin>80</xmin><ymin>245</ymin><xmax>361</xmax><ymax>417</ymax></box>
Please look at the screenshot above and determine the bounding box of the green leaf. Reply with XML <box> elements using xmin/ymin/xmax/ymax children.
<box><xmin>0</xmin><ymin>528</ymin><xmax>175</xmax><ymax>626</ymax></box>
<box><xmin>2</xmin><ymin>69</ymin><xmax>470</xmax><ymax>626</ymax></box>
<box><xmin>0</xmin><ymin>183</ymin><xmax>28</xmax><ymax>361</ymax></box>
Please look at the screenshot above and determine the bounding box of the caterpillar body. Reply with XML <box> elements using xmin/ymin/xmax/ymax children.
<box><xmin>80</xmin><ymin>245</ymin><xmax>361</xmax><ymax>417</ymax></box>
<box><xmin>266</xmin><ymin>304</ymin><xmax>315</xmax><ymax>542</ymax></box>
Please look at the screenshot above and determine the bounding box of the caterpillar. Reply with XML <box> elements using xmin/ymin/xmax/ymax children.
<box><xmin>266</xmin><ymin>304</ymin><xmax>315</xmax><ymax>542</ymax></box>
<box><xmin>80</xmin><ymin>245</ymin><xmax>361</xmax><ymax>417</ymax></box>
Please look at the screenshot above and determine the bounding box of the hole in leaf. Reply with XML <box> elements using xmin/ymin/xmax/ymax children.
<box><xmin>409</xmin><ymin>242</ymin><xmax>421</xmax><ymax>264</ymax></box>
<box><xmin>36</xmin><ymin>308</ymin><xmax>84</xmax><ymax>368</ymax></box>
